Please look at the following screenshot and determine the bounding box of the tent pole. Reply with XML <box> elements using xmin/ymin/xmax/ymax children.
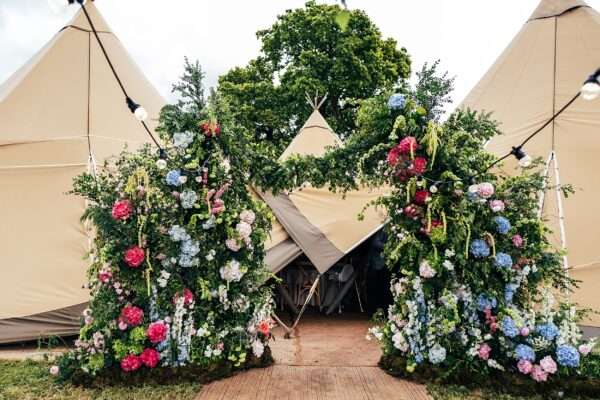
<box><xmin>537</xmin><ymin>152</ymin><xmax>554</xmax><ymax>219</ymax></box>
<box><xmin>288</xmin><ymin>275</ymin><xmax>320</xmax><ymax>335</ymax></box>
<box><xmin>552</xmin><ymin>151</ymin><xmax>570</xmax><ymax>276</ymax></box>
<box><xmin>272</xmin><ymin>313</ymin><xmax>293</xmax><ymax>336</ymax></box>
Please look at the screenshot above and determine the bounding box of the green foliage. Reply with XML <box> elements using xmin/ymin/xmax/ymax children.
<box><xmin>218</xmin><ymin>0</ymin><xmax>411</xmax><ymax>151</ymax></box>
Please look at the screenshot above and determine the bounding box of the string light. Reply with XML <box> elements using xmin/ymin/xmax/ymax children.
<box><xmin>581</xmin><ymin>68</ymin><xmax>600</xmax><ymax>101</ymax></box>
<box><xmin>510</xmin><ymin>146</ymin><xmax>532</xmax><ymax>168</ymax></box>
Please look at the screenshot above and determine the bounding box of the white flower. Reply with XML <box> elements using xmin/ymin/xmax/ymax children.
<box><xmin>487</xmin><ymin>359</ymin><xmax>505</xmax><ymax>370</ymax></box>
<box><xmin>419</xmin><ymin>260</ymin><xmax>436</xmax><ymax>278</ymax></box>
<box><xmin>180</xmin><ymin>190</ymin><xmax>198</xmax><ymax>209</ymax></box>
<box><xmin>221</xmin><ymin>158</ymin><xmax>231</xmax><ymax>173</ymax></box>
<box><xmin>444</xmin><ymin>248</ymin><xmax>455</xmax><ymax>258</ymax></box>
<box><xmin>169</xmin><ymin>225</ymin><xmax>190</xmax><ymax>242</ymax></box>
<box><xmin>219</xmin><ymin>260</ymin><xmax>246</xmax><ymax>282</ymax></box>
<box><xmin>206</xmin><ymin>249</ymin><xmax>216</xmax><ymax>261</ymax></box>
<box><xmin>49</xmin><ymin>365</ymin><xmax>60</xmax><ymax>376</ymax></box>
<box><xmin>428</xmin><ymin>344</ymin><xmax>447</xmax><ymax>364</ymax></box>
<box><xmin>252</xmin><ymin>339</ymin><xmax>265</xmax><ymax>358</ymax></box>
<box><xmin>178</xmin><ymin>175</ymin><xmax>188</xmax><ymax>184</ymax></box>
<box><xmin>202</xmin><ymin>216</ymin><xmax>216</xmax><ymax>230</ymax></box>
<box><xmin>172</xmin><ymin>131</ymin><xmax>194</xmax><ymax>149</ymax></box>
<box><xmin>240</xmin><ymin>210</ymin><xmax>256</xmax><ymax>225</ymax></box>
<box><xmin>226</xmin><ymin>238</ymin><xmax>242</xmax><ymax>252</ymax></box>
<box><xmin>236</xmin><ymin>221</ymin><xmax>252</xmax><ymax>238</ymax></box>
<box><xmin>442</xmin><ymin>260</ymin><xmax>454</xmax><ymax>271</ymax></box>
<box><xmin>392</xmin><ymin>331</ymin><xmax>409</xmax><ymax>352</ymax></box>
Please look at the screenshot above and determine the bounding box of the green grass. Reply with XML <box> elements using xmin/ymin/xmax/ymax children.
<box><xmin>0</xmin><ymin>359</ymin><xmax>201</xmax><ymax>400</ymax></box>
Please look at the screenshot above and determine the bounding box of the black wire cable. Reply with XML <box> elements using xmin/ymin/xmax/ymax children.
<box><xmin>78</xmin><ymin>1</ymin><xmax>164</xmax><ymax>151</ymax></box>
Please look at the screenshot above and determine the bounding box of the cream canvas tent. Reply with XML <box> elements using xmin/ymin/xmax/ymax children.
<box><xmin>0</xmin><ymin>2</ymin><xmax>165</xmax><ymax>343</ymax></box>
<box><xmin>460</xmin><ymin>0</ymin><xmax>600</xmax><ymax>326</ymax></box>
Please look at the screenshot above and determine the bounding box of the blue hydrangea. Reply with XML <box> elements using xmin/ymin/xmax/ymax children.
<box><xmin>477</xmin><ymin>294</ymin><xmax>497</xmax><ymax>311</ymax></box>
<box><xmin>536</xmin><ymin>322</ymin><xmax>559</xmax><ymax>341</ymax></box>
<box><xmin>515</xmin><ymin>344</ymin><xmax>536</xmax><ymax>361</ymax></box>
<box><xmin>387</xmin><ymin>93</ymin><xmax>406</xmax><ymax>110</ymax></box>
<box><xmin>470</xmin><ymin>239</ymin><xmax>491</xmax><ymax>258</ymax></box>
<box><xmin>493</xmin><ymin>216</ymin><xmax>512</xmax><ymax>235</ymax></box>
<box><xmin>502</xmin><ymin>316</ymin><xmax>519</xmax><ymax>338</ymax></box>
<box><xmin>504</xmin><ymin>283</ymin><xmax>518</xmax><ymax>303</ymax></box>
<box><xmin>166</xmin><ymin>169</ymin><xmax>182</xmax><ymax>186</ymax></box>
<box><xmin>494</xmin><ymin>252</ymin><xmax>513</xmax><ymax>268</ymax></box>
<box><xmin>556</xmin><ymin>345</ymin><xmax>580</xmax><ymax>367</ymax></box>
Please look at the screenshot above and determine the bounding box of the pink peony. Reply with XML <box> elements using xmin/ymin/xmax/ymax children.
<box><xmin>120</xmin><ymin>354</ymin><xmax>142</xmax><ymax>372</ymax></box>
<box><xmin>489</xmin><ymin>200</ymin><xmax>505</xmax><ymax>212</ymax></box>
<box><xmin>410</xmin><ymin>157</ymin><xmax>427</xmax><ymax>175</ymax></box>
<box><xmin>517</xmin><ymin>359</ymin><xmax>533</xmax><ymax>374</ymax></box>
<box><xmin>478</xmin><ymin>343</ymin><xmax>491</xmax><ymax>360</ymax></box>
<box><xmin>477</xmin><ymin>182</ymin><xmax>495</xmax><ymax>199</ymax></box>
<box><xmin>413</xmin><ymin>190</ymin><xmax>430</xmax><ymax>205</ymax></box>
<box><xmin>240</xmin><ymin>210</ymin><xmax>256</xmax><ymax>225</ymax></box>
<box><xmin>111</xmin><ymin>199</ymin><xmax>133</xmax><ymax>220</ymax></box>
<box><xmin>120</xmin><ymin>305</ymin><xmax>144</xmax><ymax>327</ymax></box>
<box><xmin>147</xmin><ymin>321</ymin><xmax>168</xmax><ymax>344</ymax></box>
<box><xmin>512</xmin><ymin>234</ymin><xmax>524</xmax><ymax>248</ymax></box>
<box><xmin>398</xmin><ymin>136</ymin><xmax>418</xmax><ymax>155</ymax></box>
<box><xmin>124</xmin><ymin>246</ymin><xmax>145</xmax><ymax>268</ymax></box>
<box><xmin>225</xmin><ymin>238</ymin><xmax>241</xmax><ymax>252</ymax></box>
<box><xmin>531</xmin><ymin>365</ymin><xmax>548</xmax><ymax>382</ymax></box>
<box><xmin>140</xmin><ymin>348</ymin><xmax>160</xmax><ymax>368</ymax></box>
<box><xmin>540</xmin><ymin>356</ymin><xmax>557</xmax><ymax>374</ymax></box>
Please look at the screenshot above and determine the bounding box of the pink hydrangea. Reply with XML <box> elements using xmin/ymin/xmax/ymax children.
<box><xmin>120</xmin><ymin>354</ymin><xmax>142</xmax><ymax>372</ymax></box>
<box><xmin>489</xmin><ymin>200</ymin><xmax>505</xmax><ymax>212</ymax></box>
<box><xmin>477</xmin><ymin>182</ymin><xmax>495</xmax><ymax>199</ymax></box>
<box><xmin>419</xmin><ymin>260</ymin><xmax>436</xmax><ymax>278</ymax></box>
<box><xmin>531</xmin><ymin>364</ymin><xmax>548</xmax><ymax>382</ymax></box>
<box><xmin>540</xmin><ymin>356</ymin><xmax>557</xmax><ymax>374</ymax></box>
<box><xmin>240</xmin><ymin>210</ymin><xmax>256</xmax><ymax>225</ymax></box>
<box><xmin>517</xmin><ymin>359</ymin><xmax>533</xmax><ymax>374</ymax></box>
<box><xmin>140</xmin><ymin>348</ymin><xmax>160</xmax><ymax>368</ymax></box>
<box><xmin>512</xmin><ymin>234</ymin><xmax>524</xmax><ymax>248</ymax></box>
<box><xmin>478</xmin><ymin>343</ymin><xmax>491</xmax><ymax>360</ymax></box>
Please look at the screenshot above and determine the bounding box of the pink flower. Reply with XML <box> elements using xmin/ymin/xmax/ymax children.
<box><xmin>414</xmin><ymin>190</ymin><xmax>430</xmax><ymax>205</ymax></box>
<box><xmin>173</xmin><ymin>288</ymin><xmax>194</xmax><ymax>306</ymax></box>
<box><xmin>520</xmin><ymin>327</ymin><xmax>530</xmax><ymax>337</ymax></box>
<box><xmin>111</xmin><ymin>199</ymin><xmax>133</xmax><ymax>220</ymax></box>
<box><xmin>512</xmin><ymin>234</ymin><xmax>524</xmax><ymax>248</ymax></box>
<box><xmin>147</xmin><ymin>321</ymin><xmax>168</xmax><ymax>344</ymax></box>
<box><xmin>403</xmin><ymin>204</ymin><xmax>421</xmax><ymax>219</ymax></box>
<box><xmin>98</xmin><ymin>266</ymin><xmax>112</xmax><ymax>283</ymax></box>
<box><xmin>49</xmin><ymin>365</ymin><xmax>60</xmax><ymax>376</ymax></box>
<box><xmin>240</xmin><ymin>210</ymin><xmax>256</xmax><ymax>225</ymax></box>
<box><xmin>258</xmin><ymin>321</ymin><xmax>271</xmax><ymax>336</ymax></box>
<box><xmin>579</xmin><ymin>344</ymin><xmax>593</xmax><ymax>355</ymax></box>
<box><xmin>398</xmin><ymin>136</ymin><xmax>418</xmax><ymax>155</ymax></box>
<box><xmin>140</xmin><ymin>348</ymin><xmax>160</xmax><ymax>368</ymax></box>
<box><xmin>419</xmin><ymin>260</ymin><xmax>436</xmax><ymax>278</ymax></box>
<box><xmin>120</xmin><ymin>354</ymin><xmax>142</xmax><ymax>372</ymax></box>
<box><xmin>120</xmin><ymin>305</ymin><xmax>143</xmax><ymax>327</ymax></box>
<box><xmin>478</xmin><ymin>343</ymin><xmax>491</xmax><ymax>360</ymax></box>
<box><xmin>517</xmin><ymin>359</ymin><xmax>533</xmax><ymax>374</ymax></box>
<box><xmin>477</xmin><ymin>182</ymin><xmax>495</xmax><ymax>199</ymax></box>
<box><xmin>540</xmin><ymin>356</ymin><xmax>557</xmax><ymax>374</ymax></box>
<box><xmin>226</xmin><ymin>238</ymin><xmax>241</xmax><ymax>252</ymax></box>
<box><xmin>124</xmin><ymin>246</ymin><xmax>145</xmax><ymax>268</ymax></box>
<box><xmin>387</xmin><ymin>146</ymin><xmax>402</xmax><ymax>167</ymax></box>
<box><xmin>531</xmin><ymin>365</ymin><xmax>548</xmax><ymax>382</ymax></box>
<box><xmin>489</xmin><ymin>200</ymin><xmax>505</xmax><ymax>212</ymax></box>
<box><xmin>118</xmin><ymin>321</ymin><xmax>128</xmax><ymax>330</ymax></box>
<box><xmin>410</xmin><ymin>157</ymin><xmax>427</xmax><ymax>175</ymax></box>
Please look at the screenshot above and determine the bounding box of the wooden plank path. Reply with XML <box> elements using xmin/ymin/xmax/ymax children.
<box><xmin>196</xmin><ymin>314</ymin><xmax>431</xmax><ymax>400</ymax></box>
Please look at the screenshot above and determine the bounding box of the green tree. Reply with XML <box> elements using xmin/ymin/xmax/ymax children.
<box><xmin>218</xmin><ymin>0</ymin><xmax>411</xmax><ymax>151</ymax></box>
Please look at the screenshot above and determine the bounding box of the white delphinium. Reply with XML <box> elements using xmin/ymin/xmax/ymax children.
<box><xmin>442</xmin><ymin>259</ymin><xmax>454</xmax><ymax>271</ymax></box>
<box><xmin>444</xmin><ymin>248</ymin><xmax>455</xmax><ymax>258</ymax></box>
<box><xmin>157</xmin><ymin>270</ymin><xmax>171</xmax><ymax>288</ymax></box>
<box><xmin>487</xmin><ymin>359</ymin><xmax>505</xmax><ymax>370</ymax></box>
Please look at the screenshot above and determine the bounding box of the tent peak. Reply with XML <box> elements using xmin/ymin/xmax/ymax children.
<box><xmin>305</xmin><ymin>92</ymin><xmax>327</xmax><ymax>110</ymax></box>
<box><xmin>64</xmin><ymin>1</ymin><xmax>112</xmax><ymax>33</ymax></box>
<box><xmin>528</xmin><ymin>0</ymin><xmax>589</xmax><ymax>21</ymax></box>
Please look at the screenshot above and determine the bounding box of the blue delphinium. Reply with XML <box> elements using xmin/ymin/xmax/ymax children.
<box><xmin>494</xmin><ymin>252</ymin><xmax>513</xmax><ymax>268</ymax></box>
<box><xmin>515</xmin><ymin>344</ymin><xmax>536</xmax><ymax>361</ymax></box>
<box><xmin>502</xmin><ymin>316</ymin><xmax>519</xmax><ymax>338</ymax></box>
<box><xmin>477</xmin><ymin>294</ymin><xmax>497</xmax><ymax>311</ymax></box>
<box><xmin>557</xmin><ymin>345</ymin><xmax>580</xmax><ymax>367</ymax></box>
<box><xmin>387</xmin><ymin>93</ymin><xmax>406</xmax><ymax>110</ymax></box>
<box><xmin>493</xmin><ymin>216</ymin><xmax>512</xmax><ymax>234</ymax></box>
<box><xmin>166</xmin><ymin>169</ymin><xmax>182</xmax><ymax>186</ymax></box>
<box><xmin>504</xmin><ymin>283</ymin><xmax>518</xmax><ymax>303</ymax></box>
<box><xmin>470</xmin><ymin>239</ymin><xmax>491</xmax><ymax>258</ymax></box>
<box><xmin>536</xmin><ymin>322</ymin><xmax>559</xmax><ymax>341</ymax></box>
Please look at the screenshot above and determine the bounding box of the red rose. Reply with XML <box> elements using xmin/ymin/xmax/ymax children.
<box><xmin>414</xmin><ymin>190</ymin><xmax>429</xmax><ymax>205</ymax></box>
<box><xmin>409</xmin><ymin>157</ymin><xmax>428</xmax><ymax>175</ymax></box>
<box><xmin>111</xmin><ymin>199</ymin><xmax>133</xmax><ymax>220</ymax></box>
<box><xmin>398</xmin><ymin>136</ymin><xmax>418</xmax><ymax>155</ymax></box>
<box><xmin>120</xmin><ymin>305</ymin><xmax>144</xmax><ymax>327</ymax></box>
<box><xmin>173</xmin><ymin>288</ymin><xmax>194</xmax><ymax>306</ymax></box>
<box><xmin>120</xmin><ymin>354</ymin><xmax>141</xmax><ymax>372</ymax></box>
<box><xmin>387</xmin><ymin>146</ymin><xmax>402</xmax><ymax>167</ymax></box>
<box><xmin>147</xmin><ymin>321</ymin><xmax>168</xmax><ymax>344</ymax></box>
<box><xmin>140</xmin><ymin>348</ymin><xmax>160</xmax><ymax>368</ymax></box>
<box><xmin>124</xmin><ymin>246</ymin><xmax>145</xmax><ymax>268</ymax></box>
<box><xmin>258</xmin><ymin>321</ymin><xmax>270</xmax><ymax>336</ymax></box>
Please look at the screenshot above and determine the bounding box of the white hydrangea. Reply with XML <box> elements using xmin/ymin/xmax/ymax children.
<box><xmin>219</xmin><ymin>260</ymin><xmax>246</xmax><ymax>282</ymax></box>
<box><xmin>419</xmin><ymin>260</ymin><xmax>436</xmax><ymax>278</ymax></box>
<box><xmin>172</xmin><ymin>131</ymin><xmax>194</xmax><ymax>149</ymax></box>
<box><xmin>157</xmin><ymin>270</ymin><xmax>171</xmax><ymax>288</ymax></box>
<box><xmin>239</xmin><ymin>210</ymin><xmax>256</xmax><ymax>225</ymax></box>
<box><xmin>180</xmin><ymin>190</ymin><xmax>198</xmax><ymax>209</ymax></box>
<box><xmin>442</xmin><ymin>259</ymin><xmax>454</xmax><ymax>271</ymax></box>
<box><xmin>169</xmin><ymin>225</ymin><xmax>190</xmax><ymax>242</ymax></box>
<box><xmin>428</xmin><ymin>344</ymin><xmax>447</xmax><ymax>364</ymax></box>
<box><xmin>225</xmin><ymin>238</ymin><xmax>242</xmax><ymax>252</ymax></box>
<box><xmin>236</xmin><ymin>221</ymin><xmax>252</xmax><ymax>239</ymax></box>
<box><xmin>392</xmin><ymin>331</ymin><xmax>409</xmax><ymax>352</ymax></box>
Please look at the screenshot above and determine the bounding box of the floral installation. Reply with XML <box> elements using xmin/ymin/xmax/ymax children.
<box><xmin>53</xmin><ymin>68</ymin><xmax>274</xmax><ymax>382</ymax></box>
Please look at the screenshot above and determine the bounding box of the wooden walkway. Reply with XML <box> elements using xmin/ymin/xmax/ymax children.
<box><xmin>196</xmin><ymin>314</ymin><xmax>430</xmax><ymax>400</ymax></box>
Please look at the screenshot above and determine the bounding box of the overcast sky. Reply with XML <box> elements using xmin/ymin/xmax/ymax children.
<box><xmin>2</xmin><ymin>0</ymin><xmax>600</xmax><ymax>110</ymax></box>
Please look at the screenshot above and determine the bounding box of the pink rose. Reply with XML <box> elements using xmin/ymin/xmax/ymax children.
<box><xmin>119</xmin><ymin>305</ymin><xmax>143</xmax><ymax>327</ymax></box>
<box><xmin>258</xmin><ymin>320</ymin><xmax>271</xmax><ymax>336</ymax></box>
<box><xmin>477</xmin><ymin>182</ymin><xmax>495</xmax><ymax>199</ymax></box>
<box><xmin>111</xmin><ymin>199</ymin><xmax>133</xmax><ymax>220</ymax></box>
<box><xmin>124</xmin><ymin>246</ymin><xmax>145</xmax><ymax>268</ymax></box>
<box><xmin>489</xmin><ymin>200</ymin><xmax>505</xmax><ymax>212</ymax></box>
<box><xmin>226</xmin><ymin>238</ymin><xmax>241</xmax><ymax>252</ymax></box>
<box><xmin>478</xmin><ymin>343</ymin><xmax>491</xmax><ymax>360</ymax></box>
<box><xmin>118</xmin><ymin>321</ymin><xmax>128</xmax><ymax>330</ymax></box>
<box><xmin>531</xmin><ymin>364</ymin><xmax>548</xmax><ymax>382</ymax></box>
<box><xmin>512</xmin><ymin>234</ymin><xmax>524</xmax><ymax>248</ymax></box>
<box><xmin>120</xmin><ymin>354</ymin><xmax>142</xmax><ymax>372</ymax></box>
<box><xmin>517</xmin><ymin>359</ymin><xmax>533</xmax><ymax>374</ymax></box>
<box><xmin>147</xmin><ymin>322</ymin><xmax>168</xmax><ymax>344</ymax></box>
<box><xmin>140</xmin><ymin>348</ymin><xmax>160</xmax><ymax>368</ymax></box>
<box><xmin>540</xmin><ymin>356</ymin><xmax>557</xmax><ymax>374</ymax></box>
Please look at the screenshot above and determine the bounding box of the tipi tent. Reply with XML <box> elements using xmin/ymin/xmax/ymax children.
<box><xmin>0</xmin><ymin>2</ymin><xmax>165</xmax><ymax>343</ymax></box>
<box><xmin>460</xmin><ymin>0</ymin><xmax>600</xmax><ymax>326</ymax></box>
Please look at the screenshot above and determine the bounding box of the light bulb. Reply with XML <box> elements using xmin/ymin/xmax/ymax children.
<box><xmin>581</xmin><ymin>81</ymin><xmax>600</xmax><ymax>100</ymax></box>
<box><xmin>134</xmin><ymin>106</ymin><xmax>148</xmax><ymax>121</ymax></box>
<box><xmin>156</xmin><ymin>159</ymin><xmax>167</xmax><ymax>169</ymax></box>
<box><xmin>178</xmin><ymin>175</ymin><xmax>188</xmax><ymax>184</ymax></box>
<box><xmin>518</xmin><ymin>154</ymin><xmax>532</xmax><ymax>168</ymax></box>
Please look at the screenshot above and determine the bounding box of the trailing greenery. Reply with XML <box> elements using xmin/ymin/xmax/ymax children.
<box><xmin>53</xmin><ymin>62</ymin><xmax>275</xmax><ymax>383</ymax></box>
<box><xmin>218</xmin><ymin>0</ymin><xmax>411</xmax><ymax>151</ymax></box>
